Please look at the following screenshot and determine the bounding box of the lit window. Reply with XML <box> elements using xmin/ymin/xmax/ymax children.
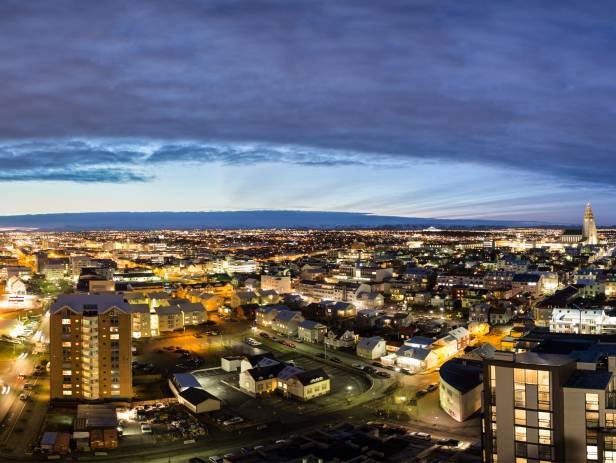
<box><xmin>515</xmin><ymin>426</ymin><xmax>526</xmax><ymax>442</ymax></box>
<box><xmin>62</xmin><ymin>370</ymin><xmax>72</xmax><ymax>375</ymax></box>
<box><xmin>539</xmin><ymin>429</ymin><xmax>552</xmax><ymax>445</ymax></box>
<box><xmin>62</xmin><ymin>390</ymin><xmax>72</xmax><ymax>396</ymax></box>
<box><xmin>515</xmin><ymin>409</ymin><xmax>526</xmax><ymax>425</ymax></box>
<box><xmin>587</xmin><ymin>445</ymin><xmax>598</xmax><ymax>460</ymax></box>
<box><xmin>62</xmin><ymin>341</ymin><xmax>71</xmax><ymax>347</ymax></box>
<box><xmin>62</xmin><ymin>319</ymin><xmax>71</xmax><ymax>325</ymax></box>
<box><xmin>538</xmin><ymin>412</ymin><xmax>551</xmax><ymax>428</ymax></box>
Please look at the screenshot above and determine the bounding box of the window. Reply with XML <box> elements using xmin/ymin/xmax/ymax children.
<box><xmin>585</xmin><ymin>393</ymin><xmax>599</xmax><ymax>411</ymax></box>
<box><xmin>538</xmin><ymin>412</ymin><xmax>551</xmax><ymax>428</ymax></box>
<box><xmin>515</xmin><ymin>383</ymin><xmax>526</xmax><ymax>408</ymax></box>
<box><xmin>538</xmin><ymin>370</ymin><xmax>550</xmax><ymax>386</ymax></box>
<box><xmin>62</xmin><ymin>318</ymin><xmax>71</xmax><ymax>325</ymax></box>
<box><xmin>515</xmin><ymin>426</ymin><xmax>527</xmax><ymax>442</ymax></box>
<box><xmin>607</xmin><ymin>413</ymin><xmax>616</xmax><ymax>429</ymax></box>
<box><xmin>515</xmin><ymin>409</ymin><xmax>526</xmax><ymax>426</ymax></box>
<box><xmin>538</xmin><ymin>429</ymin><xmax>551</xmax><ymax>445</ymax></box>
<box><xmin>587</xmin><ymin>445</ymin><xmax>598</xmax><ymax>461</ymax></box>
<box><xmin>538</xmin><ymin>384</ymin><xmax>551</xmax><ymax>410</ymax></box>
<box><xmin>62</xmin><ymin>390</ymin><xmax>72</xmax><ymax>396</ymax></box>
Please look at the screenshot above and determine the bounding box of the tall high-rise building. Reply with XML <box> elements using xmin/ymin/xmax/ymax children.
<box><xmin>583</xmin><ymin>203</ymin><xmax>599</xmax><ymax>245</ymax></box>
<box><xmin>482</xmin><ymin>349</ymin><xmax>616</xmax><ymax>463</ymax></box>
<box><xmin>50</xmin><ymin>294</ymin><xmax>133</xmax><ymax>400</ymax></box>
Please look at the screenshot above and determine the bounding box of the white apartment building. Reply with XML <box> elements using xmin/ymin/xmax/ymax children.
<box><xmin>550</xmin><ymin>308</ymin><xmax>616</xmax><ymax>335</ymax></box>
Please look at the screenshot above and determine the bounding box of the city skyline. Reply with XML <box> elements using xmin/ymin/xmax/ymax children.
<box><xmin>2</xmin><ymin>1</ymin><xmax>616</xmax><ymax>222</ymax></box>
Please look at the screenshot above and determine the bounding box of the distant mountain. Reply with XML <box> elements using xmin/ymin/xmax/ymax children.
<box><xmin>0</xmin><ymin>210</ymin><xmax>550</xmax><ymax>230</ymax></box>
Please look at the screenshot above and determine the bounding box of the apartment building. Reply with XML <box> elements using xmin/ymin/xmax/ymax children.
<box><xmin>482</xmin><ymin>346</ymin><xmax>616</xmax><ymax>463</ymax></box>
<box><xmin>550</xmin><ymin>308</ymin><xmax>616</xmax><ymax>335</ymax></box>
<box><xmin>50</xmin><ymin>294</ymin><xmax>133</xmax><ymax>400</ymax></box>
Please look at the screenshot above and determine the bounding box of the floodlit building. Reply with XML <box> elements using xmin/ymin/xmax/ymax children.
<box><xmin>271</xmin><ymin>310</ymin><xmax>305</xmax><ymax>336</ymax></box>
<box><xmin>261</xmin><ymin>275</ymin><xmax>292</xmax><ymax>294</ymax></box>
<box><xmin>439</xmin><ymin>357</ymin><xmax>483</xmax><ymax>422</ymax></box>
<box><xmin>356</xmin><ymin>336</ymin><xmax>387</xmax><ymax>359</ymax></box>
<box><xmin>549</xmin><ymin>308</ymin><xmax>616</xmax><ymax>335</ymax></box>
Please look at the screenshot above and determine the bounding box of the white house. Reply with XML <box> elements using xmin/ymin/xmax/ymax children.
<box><xmin>272</xmin><ymin>310</ymin><xmax>304</xmax><ymax>336</ymax></box>
<box><xmin>356</xmin><ymin>336</ymin><xmax>387</xmax><ymax>359</ymax></box>
<box><xmin>324</xmin><ymin>330</ymin><xmax>356</xmax><ymax>350</ymax></box>
<box><xmin>6</xmin><ymin>276</ymin><xmax>27</xmax><ymax>295</ymax></box>
<box><xmin>178</xmin><ymin>301</ymin><xmax>207</xmax><ymax>326</ymax></box>
<box><xmin>297</xmin><ymin>320</ymin><xmax>327</xmax><ymax>343</ymax></box>
<box><xmin>256</xmin><ymin>305</ymin><xmax>289</xmax><ymax>327</ymax></box>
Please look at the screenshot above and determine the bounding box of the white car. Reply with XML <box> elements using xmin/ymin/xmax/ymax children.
<box><xmin>222</xmin><ymin>416</ymin><xmax>244</xmax><ymax>426</ymax></box>
<box><xmin>409</xmin><ymin>431</ymin><xmax>431</xmax><ymax>441</ymax></box>
<box><xmin>245</xmin><ymin>337</ymin><xmax>262</xmax><ymax>347</ymax></box>
<box><xmin>140</xmin><ymin>423</ymin><xmax>152</xmax><ymax>433</ymax></box>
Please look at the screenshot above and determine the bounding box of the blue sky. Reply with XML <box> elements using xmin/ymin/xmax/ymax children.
<box><xmin>1</xmin><ymin>1</ymin><xmax>615</xmax><ymax>223</ymax></box>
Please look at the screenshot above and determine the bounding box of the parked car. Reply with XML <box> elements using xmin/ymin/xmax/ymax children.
<box><xmin>245</xmin><ymin>338</ymin><xmax>262</xmax><ymax>347</ymax></box>
<box><xmin>140</xmin><ymin>423</ymin><xmax>152</xmax><ymax>433</ymax></box>
<box><xmin>426</xmin><ymin>383</ymin><xmax>438</xmax><ymax>392</ymax></box>
<box><xmin>330</xmin><ymin>357</ymin><xmax>341</xmax><ymax>363</ymax></box>
<box><xmin>437</xmin><ymin>438</ymin><xmax>461</xmax><ymax>447</ymax></box>
<box><xmin>316</xmin><ymin>353</ymin><xmax>326</xmax><ymax>359</ymax></box>
<box><xmin>376</xmin><ymin>371</ymin><xmax>391</xmax><ymax>378</ymax></box>
<box><xmin>371</xmin><ymin>362</ymin><xmax>382</xmax><ymax>367</ymax></box>
<box><xmin>363</xmin><ymin>366</ymin><xmax>376</xmax><ymax>374</ymax></box>
<box><xmin>259</xmin><ymin>332</ymin><xmax>270</xmax><ymax>339</ymax></box>
<box><xmin>401</xmin><ymin>368</ymin><xmax>415</xmax><ymax>375</ymax></box>
<box><xmin>208</xmin><ymin>456</ymin><xmax>223</xmax><ymax>463</ymax></box>
<box><xmin>223</xmin><ymin>416</ymin><xmax>244</xmax><ymax>426</ymax></box>
<box><xmin>416</xmin><ymin>388</ymin><xmax>428</xmax><ymax>397</ymax></box>
<box><xmin>19</xmin><ymin>393</ymin><xmax>27</xmax><ymax>401</ymax></box>
<box><xmin>409</xmin><ymin>431</ymin><xmax>431</xmax><ymax>441</ymax></box>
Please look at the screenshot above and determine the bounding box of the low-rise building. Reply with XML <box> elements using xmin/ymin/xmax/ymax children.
<box><xmin>297</xmin><ymin>320</ymin><xmax>327</xmax><ymax>343</ymax></box>
<box><xmin>356</xmin><ymin>336</ymin><xmax>387</xmax><ymax>359</ymax></box>
<box><xmin>439</xmin><ymin>357</ymin><xmax>483</xmax><ymax>422</ymax></box>
<box><xmin>272</xmin><ymin>310</ymin><xmax>304</xmax><ymax>336</ymax></box>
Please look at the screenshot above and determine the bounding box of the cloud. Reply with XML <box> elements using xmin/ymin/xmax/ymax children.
<box><xmin>0</xmin><ymin>0</ymin><xmax>615</xmax><ymax>187</ymax></box>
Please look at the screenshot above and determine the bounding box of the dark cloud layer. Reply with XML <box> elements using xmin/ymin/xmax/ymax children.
<box><xmin>0</xmin><ymin>0</ymin><xmax>615</xmax><ymax>186</ymax></box>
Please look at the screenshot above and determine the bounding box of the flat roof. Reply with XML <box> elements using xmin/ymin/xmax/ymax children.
<box><xmin>512</xmin><ymin>352</ymin><xmax>575</xmax><ymax>367</ymax></box>
<box><xmin>565</xmin><ymin>370</ymin><xmax>612</xmax><ymax>390</ymax></box>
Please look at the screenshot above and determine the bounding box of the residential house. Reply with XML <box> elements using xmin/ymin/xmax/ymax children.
<box><xmin>356</xmin><ymin>336</ymin><xmax>387</xmax><ymax>359</ymax></box>
<box><xmin>297</xmin><ymin>320</ymin><xmax>327</xmax><ymax>343</ymax></box>
<box><xmin>272</xmin><ymin>311</ymin><xmax>305</xmax><ymax>336</ymax></box>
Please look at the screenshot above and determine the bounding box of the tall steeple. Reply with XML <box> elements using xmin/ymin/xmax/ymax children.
<box><xmin>582</xmin><ymin>203</ymin><xmax>598</xmax><ymax>245</ymax></box>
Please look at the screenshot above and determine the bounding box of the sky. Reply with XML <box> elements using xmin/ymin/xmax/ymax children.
<box><xmin>1</xmin><ymin>1</ymin><xmax>615</xmax><ymax>223</ymax></box>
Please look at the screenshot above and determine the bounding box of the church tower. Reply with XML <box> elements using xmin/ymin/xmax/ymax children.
<box><xmin>582</xmin><ymin>203</ymin><xmax>598</xmax><ymax>245</ymax></box>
